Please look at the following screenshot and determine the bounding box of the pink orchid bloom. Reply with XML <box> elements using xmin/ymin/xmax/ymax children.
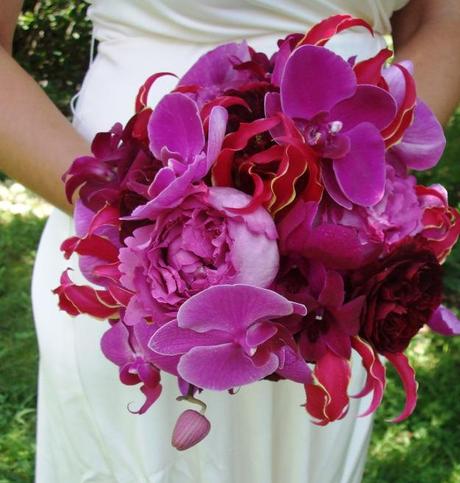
<box><xmin>149</xmin><ymin>284</ymin><xmax>310</xmax><ymax>390</ymax></box>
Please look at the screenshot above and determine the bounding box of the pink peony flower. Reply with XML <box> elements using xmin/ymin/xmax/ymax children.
<box><xmin>322</xmin><ymin>164</ymin><xmax>423</xmax><ymax>248</ymax></box>
<box><xmin>119</xmin><ymin>186</ymin><xmax>279</xmax><ymax>325</ymax></box>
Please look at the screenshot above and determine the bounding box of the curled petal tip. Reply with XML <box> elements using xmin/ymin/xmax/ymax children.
<box><xmin>172</xmin><ymin>409</ymin><xmax>211</xmax><ymax>451</ymax></box>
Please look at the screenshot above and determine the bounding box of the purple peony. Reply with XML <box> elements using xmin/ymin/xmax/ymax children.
<box><xmin>119</xmin><ymin>187</ymin><xmax>279</xmax><ymax>325</ymax></box>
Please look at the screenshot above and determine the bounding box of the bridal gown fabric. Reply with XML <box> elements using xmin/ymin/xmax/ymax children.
<box><xmin>32</xmin><ymin>1</ymin><xmax>410</xmax><ymax>482</ymax></box>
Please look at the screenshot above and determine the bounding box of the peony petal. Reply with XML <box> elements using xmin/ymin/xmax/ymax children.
<box><xmin>329</xmin><ymin>85</ymin><xmax>396</xmax><ymax>132</ymax></box>
<box><xmin>306</xmin><ymin>223</ymin><xmax>381</xmax><ymax>270</ymax></box>
<box><xmin>428</xmin><ymin>305</ymin><xmax>460</xmax><ymax>336</ymax></box>
<box><xmin>333</xmin><ymin>122</ymin><xmax>385</xmax><ymax>206</ymax></box>
<box><xmin>148</xmin><ymin>92</ymin><xmax>204</xmax><ymax>160</ymax></box>
<box><xmin>281</xmin><ymin>45</ymin><xmax>356</xmax><ymax>120</ymax></box>
<box><xmin>383</xmin><ymin>351</ymin><xmax>418</xmax><ymax>423</ymax></box>
<box><xmin>177</xmin><ymin>342</ymin><xmax>279</xmax><ymax>390</ymax></box>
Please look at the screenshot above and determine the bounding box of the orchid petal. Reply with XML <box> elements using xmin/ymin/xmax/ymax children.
<box><xmin>100</xmin><ymin>322</ymin><xmax>133</xmax><ymax>366</ymax></box>
<box><xmin>206</xmin><ymin>106</ymin><xmax>228</xmax><ymax>168</ymax></box>
<box><xmin>128</xmin><ymin>383</ymin><xmax>162</xmax><ymax>415</ymax></box>
<box><xmin>281</xmin><ymin>45</ymin><xmax>356</xmax><ymax>120</ymax></box>
<box><xmin>318</xmin><ymin>270</ymin><xmax>344</xmax><ymax>308</ymax></box>
<box><xmin>391</xmin><ymin>100</ymin><xmax>445</xmax><ymax>170</ymax></box>
<box><xmin>321</xmin><ymin>160</ymin><xmax>353</xmax><ymax>209</ymax></box>
<box><xmin>177</xmin><ymin>284</ymin><xmax>305</xmax><ymax>334</ymax></box>
<box><xmin>428</xmin><ymin>305</ymin><xmax>460</xmax><ymax>336</ymax></box>
<box><xmin>148</xmin><ymin>93</ymin><xmax>204</xmax><ymax>160</ymax></box>
<box><xmin>178</xmin><ymin>342</ymin><xmax>279</xmax><ymax>390</ymax></box>
<box><xmin>178</xmin><ymin>42</ymin><xmax>251</xmax><ymax>92</ymax></box>
<box><xmin>329</xmin><ymin>85</ymin><xmax>397</xmax><ymax>132</ymax></box>
<box><xmin>149</xmin><ymin>320</ymin><xmax>229</xmax><ymax>355</ymax></box>
<box><xmin>276</xmin><ymin>347</ymin><xmax>312</xmax><ymax>384</ymax></box>
<box><xmin>333</xmin><ymin>122</ymin><xmax>385</xmax><ymax>206</ymax></box>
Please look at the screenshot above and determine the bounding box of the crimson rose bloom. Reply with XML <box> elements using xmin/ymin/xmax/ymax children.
<box><xmin>352</xmin><ymin>239</ymin><xmax>443</xmax><ymax>353</ymax></box>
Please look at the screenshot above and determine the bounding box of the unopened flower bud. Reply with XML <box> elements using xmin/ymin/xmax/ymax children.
<box><xmin>171</xmin><ymin>409</ymin><xmax>211</xmax><ymax>451</ymax></box>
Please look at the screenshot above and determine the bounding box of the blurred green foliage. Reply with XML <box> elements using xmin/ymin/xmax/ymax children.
<box><xmin>13</xmin><ymin>0</ymin><xmax>91</xmax><ymax>117</ymax></box>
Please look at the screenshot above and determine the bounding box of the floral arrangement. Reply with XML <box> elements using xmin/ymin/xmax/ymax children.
<box><xmin>55</xmin><ymin>15</ymin><xmax>460</xmax><ymax>450</ymax></box>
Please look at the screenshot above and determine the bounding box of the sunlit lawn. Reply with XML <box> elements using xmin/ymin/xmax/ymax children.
<box><xmin>0</xmin><ymin>111</ymin><xmax>459</xmax><ymax>482</ymax></box>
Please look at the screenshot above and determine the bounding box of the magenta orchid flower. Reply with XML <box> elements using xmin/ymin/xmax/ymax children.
<box><xmin>100</xmin><ymin>320</ymin><xmax>172</xmax><ymax>414</ymax></box>
<box><xmin>266</xmin><ymin>44</ymin><xmax>397</xmax><ymax>207</ymax></box>
<box><xmin>149</xmin><ymin>284</ymin><xmax>310</xmax><ymax>390</ymax></box>
<box><xmin>131</xmin><ymin>93</ymin><xmax>227</xmax><ymax>219</ymax></box>
<box><xmin>177</xmin><ymin>42</ymin><xmax>254</xmax><ymax>105</ymax></box>
<box><xmin>277</xmin><ymin>259</ymin><xmax>364</xmax><ymax>362</ymax></box>
<box><xmin>428</xmin><ymin>305</ymin><xmax>460</xmax><ymax>336</ymax></box>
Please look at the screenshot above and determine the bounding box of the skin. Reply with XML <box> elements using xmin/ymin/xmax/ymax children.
<box><xmin>0</xmin><ymin>0</ymin><xmax>459</xmax><ymax>212</ymax></box>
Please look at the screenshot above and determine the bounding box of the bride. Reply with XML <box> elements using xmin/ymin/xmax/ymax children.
<box><xmin>1</xmin><ymin>1</ymin><xmax>460</xmax><ymax>482</ymax></box>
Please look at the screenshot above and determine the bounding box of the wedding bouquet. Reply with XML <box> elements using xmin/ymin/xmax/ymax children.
<box><xmin>55</xmin><ymin>14</ymin><xmax>460</xmax><ymax>450</ymax></box>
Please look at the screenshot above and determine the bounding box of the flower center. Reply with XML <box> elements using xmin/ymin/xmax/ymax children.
<box><xmin>299</xmin><ymin>117</ymin><xmax>349</xmax><ymax>160</ymax></box>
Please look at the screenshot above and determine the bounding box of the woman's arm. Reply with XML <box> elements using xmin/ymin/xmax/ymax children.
<box><xmin>391</xmin><ymin>0</ymin><xmax>460</xmax><ymax>125</ymax></box>
<box><xmin>0</xmin><ymin>1</ymin><xmax>90</xmax><ymax>213</ymax></box>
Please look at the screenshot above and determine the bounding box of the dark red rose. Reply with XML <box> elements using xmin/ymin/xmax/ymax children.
<box><xmin>351</xmin><ymin>239</ymin><xmax>443</xmax><ymax>353</ymax></box>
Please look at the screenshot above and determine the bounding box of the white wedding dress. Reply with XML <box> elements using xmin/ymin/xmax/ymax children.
<box><xmin>32</xmin><ymin>1</ymin><xmax>410</xmax><ymax>482</ymax></box>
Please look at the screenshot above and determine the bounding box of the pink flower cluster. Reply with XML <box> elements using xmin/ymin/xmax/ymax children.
<box><xmin>55</xmin><ymin>14</ymin><xmax>460</xmax><ymax>449</ymax></box>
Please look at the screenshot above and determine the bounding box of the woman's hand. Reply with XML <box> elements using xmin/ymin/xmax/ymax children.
<box><xmin>0</xmin><ymin>1</ymin><xmax>90</xmax><ymax>213</ymax></box>
<box><xmin>391</xmin><ymin>0</ymin><xmax>460</xmax><ymax>125</ymax></box>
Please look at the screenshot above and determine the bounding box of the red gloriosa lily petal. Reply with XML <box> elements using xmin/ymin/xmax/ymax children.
<box><xmin>383</xmin><ymin>351</ymin><xmax>418</xmax><ymax>423</ymax></box>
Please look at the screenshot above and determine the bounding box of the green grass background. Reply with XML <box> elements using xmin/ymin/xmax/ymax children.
<box><xmin>1</xmin><ymin>2</ymin><xmax>460</xmax><ymax>482</ymax></box>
